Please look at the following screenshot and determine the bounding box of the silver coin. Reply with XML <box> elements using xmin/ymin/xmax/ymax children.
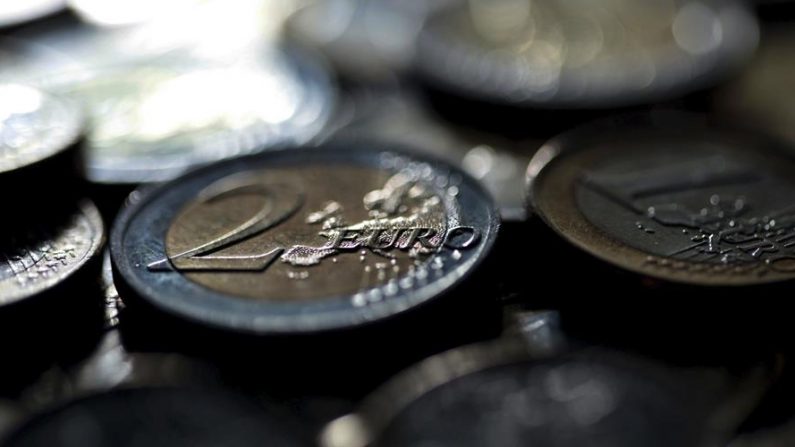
<box><xmin>0</xmin><ymin>200</ymin><xmax>104</xmax><ymax>307</ymax></box>
<box><xmin>68</xmin><ymin>0</ymin><xmax>202</xmax><ymax>27</ymax></box>
<box><xmin>416</xmin><ymin>0</ymin><xmax>759</xmax><ymax>108</ymax></box>
<box><xmin>0</xmin><ymin>83</ymin><xmax>83</xmax><ymax>176</ymax></box>
<box><xmin>1</xmin><ymin>22</ymin><xmax>335</xmax><ymax>184</ymax></box>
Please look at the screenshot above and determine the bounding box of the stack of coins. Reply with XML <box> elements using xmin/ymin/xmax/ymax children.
<box><xmin>0</xmin><ymin>81</ymin><xmax>104</xmax><ymax>394</ymax></box>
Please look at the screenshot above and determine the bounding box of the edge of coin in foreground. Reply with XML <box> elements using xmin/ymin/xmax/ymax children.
<box><xmin>0</xmin><ymin>199</ymin><xmax>104</xmax><ymax>307</ymax></box>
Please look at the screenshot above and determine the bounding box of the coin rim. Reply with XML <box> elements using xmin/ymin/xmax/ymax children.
<box><xmin>1</xmin><ymin>199</ymin><xmax>105</xmax><ymax>305</ymax></box>
<box><xmin>526</xmin><ymin>113</ymin><xmax>795</xmax><ymax>286</ymax></box>
<box><xmin>110</xmin><ymin>141</ymin><xmax>500</xmax><ymax>334</ymax></box>
<box><xmin>80</xmin><ymin>45</ymin><xmax>336</xmax><ymax>184</ymax></box>
<box><xmin>0</xmin><ymin>83</ymin><xmax>85</xmax><ymax>175</ymax></box>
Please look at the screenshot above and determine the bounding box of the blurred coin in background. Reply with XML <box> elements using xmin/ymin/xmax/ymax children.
<box><xmin>1</xmin><ymin>199</ymin><xmax>105</xmax><ymax>393</ymax></box>
<box><xmin>0</xmin><ymin>83</ymin><xmax>83</xmax><ymax>178</ymax></box>
<box><xmin>18</xmin><ymin>331</ymin><xmax>220</xmax><ymax>411</ymax></box>
<box><xmin>111</xmin><ymin>142</ymin><xmax>498</xmax><ymax>334</ymax></box>
<box><xmin>528</xmin><ymin>114</ymin><xmax>795</xmax><ymax>285</ymax></box>
<box><xmin>416</xmin><ymin>0</ymin><xmax>759</xmax><ymax>108</ymax></box>
<box><xmin>322</xmin><ymin>342</ymin><xmax>762</xmax><ymax>447</ymax></box>
<box><xmin>0</xmin><ymin>4</ymin><xmax>334</xmax><ymax>184</ymax></box>
<box><xmin>0</xmin><ymin>0</ymin><xmax>65</xmax><ymax>29</ymax></box>
<box><xmin>65</xmin><ymin>50</ymin><xmax>333</xmax><ymax>184</ymax></box>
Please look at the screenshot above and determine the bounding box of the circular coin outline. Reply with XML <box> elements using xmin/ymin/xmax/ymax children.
<box><xmin>111</xmin><ymin>141</ymin><xmax>499</xmax><ymax>334</ymax></box>
<box><xmin>527</xmin><ymin>114</ymin><xmax>795</xmax><ymax>286</ymax></box>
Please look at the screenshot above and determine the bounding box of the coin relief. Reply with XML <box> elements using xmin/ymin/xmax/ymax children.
<box><xmin>148</xmin><ymin>159</ymin><xmax>480</xmax><ymax>301</ymax></box>
<box><xmin>533</xmin><ymin>132</ymin><xmax>795</xmax><ymax>285</ymax></box>
<box><xmin>0</xmin><ymin>202</ymin><xmax>103</xmax><ymax>305</ymax></box>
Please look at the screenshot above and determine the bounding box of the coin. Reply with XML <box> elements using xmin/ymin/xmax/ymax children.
<box><xmin>416</xmin><ymin>0</ymin><xmax>758</xmax><ymax>108</ymax></box>
<box><xmin>3</xmin><ymin>387</ymin><xmax>312</xmax><ymax>447</ymax></box>
<box><xmin>0</xmin><ymin>200</ymin><xmax>104</xmax><ymax>308</ymax></box>
<box><xmin>0</xmin><ymin>83</ymin><xmax>83</xmax><ymax>178</ymax></box>
<box><xmin>528</xmin><ymin>115</ymin><xmax>795</xmax><ymax>285</ymax></box>
<box><xmin>321</xmin><ymin>342</ymin><xmax>759</xmax><ymax>447</ymax></box>
<box><xmin>732</xmin><ymin>425</ymin><xmax>795</xmax><ymax>447</ymax></box>
<box><xmin>0</xmin><ymin>1</ymin><xmax>64</xmax><ymax>29</ymax></box>
<box><xmin>111</xmin><ymin>142</ymin><xmax>498</xmax><ymax>334</ymax></box>
<box><xmin>1</xmin><ymin>19</ymin><xmax>334</xmax><ymax>184</ymax></box>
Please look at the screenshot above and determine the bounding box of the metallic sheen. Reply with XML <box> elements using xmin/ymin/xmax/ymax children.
<box><xmin>111</xmin><ymin>142</ymin><xmax>499</xmax><ymax>333</ymax></box>
<box><xmin>529</xmin><ymin>116</ymin><xmax>795</xmax><ymax>285</ymax></box>
<box><xmin>0</xmin><ymin>200</ymin><xmax>104</xmax><ymax>306</ymax></box>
